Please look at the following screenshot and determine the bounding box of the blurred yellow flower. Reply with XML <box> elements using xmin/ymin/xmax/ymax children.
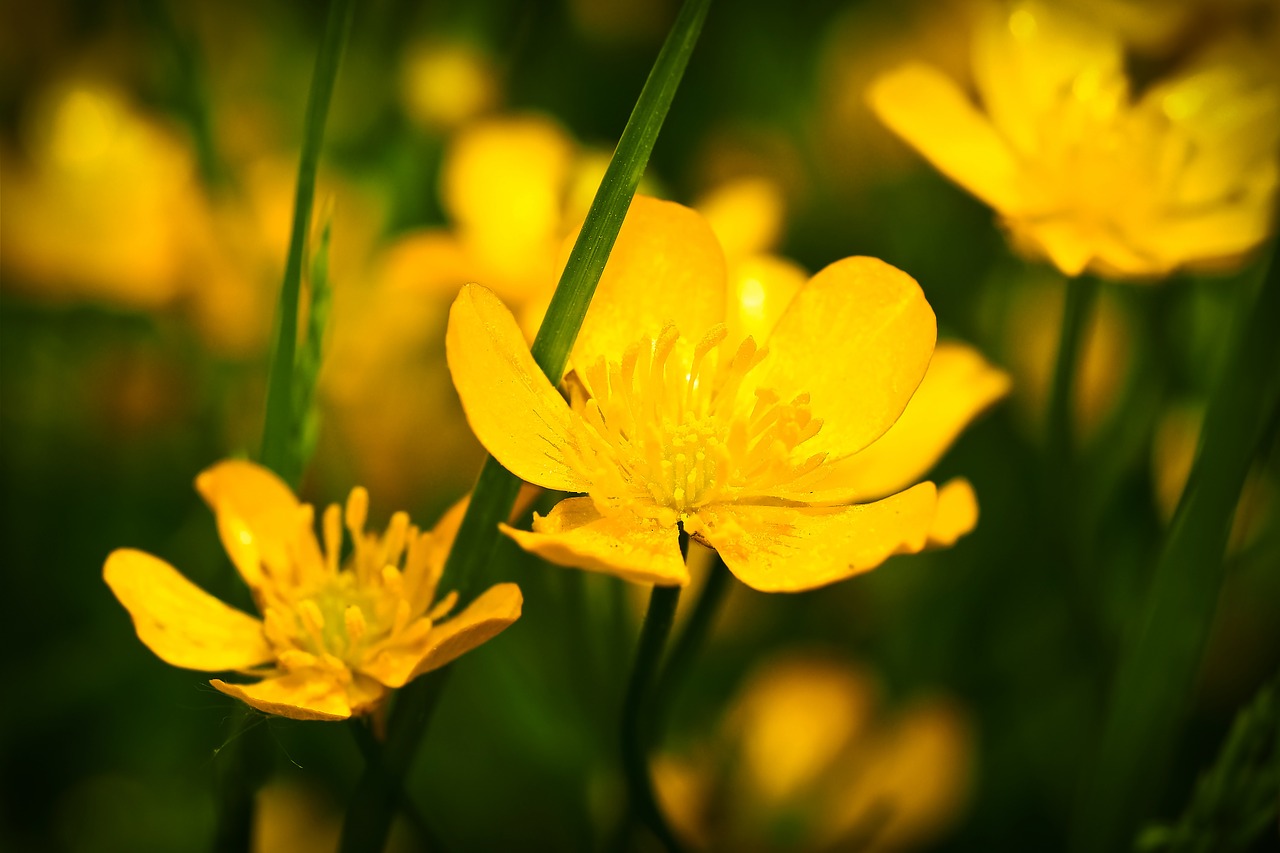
<box><xmin>868</xmin><ymin>1</ymin><xmax>1280</xmax><ymax>279</ymax></box>
<box><xmin>104</xmin><ymin>460</ymin><xmax>522</xmax><ymax>720</ymax></box>
<box><xmin>653</xmin><ymin>652</ymin><xmax>973</xmax><ymax>852</ymax></box>
<box><xmin>0</xmin><ymin>78</ymin><xmax>200</xmax><ymax>308</ymax></box>
<box><xmin>447</xmin><ymin>196</ymin><xmax>1009</xmax><ymax>592</ymax></box>
<box><xmin>400</xmin><ymin>39</ymin><xmax>499</xmax><ymax>131</ymax></box>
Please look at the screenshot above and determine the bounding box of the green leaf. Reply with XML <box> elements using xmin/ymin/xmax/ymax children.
<box><xmin>1072</xmin><ymin>241</ymin><xmax>1280</xmax><ymax>852</ymax></box>
<box><xmin>1136</xmin><ymin>674</ymin><xmax>1280</xmax><ymax>853</ymax></box>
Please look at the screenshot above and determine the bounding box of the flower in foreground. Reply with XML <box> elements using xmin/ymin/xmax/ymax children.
<box><xmin>447</xmin><ymin>195</ymin><xmax>1009</xmax><ymax>592</ymax></box>
<box><xmin>867</xmin><ymin>1</ymin><xmax>1280</xmax><ymax>279</ymax></box>
<box><xmin>653</xmin><ymin>651</ymin><xmax>972</xmax><ymax>852</ymax></box>
<box><xmin>104</xmin><ymin>460</ymin><xmax>522</xmax><ymax>720</ymax></box>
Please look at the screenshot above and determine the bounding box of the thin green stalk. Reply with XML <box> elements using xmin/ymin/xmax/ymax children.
<box><xmin>619</xmin><ymin>532</ymin><xmax>689</xmax><ymax>853</ymax></box>
<box><xmin>653</xmin><ymin>554</ymin><xmax>732</xmax><ymax>725</ymax></box>
<box><xmin>1071</xmin><ymin>246</ymin><xmax>1280</xmax><ymax>853</ymax></box>
<box><xmin>338</xmin><ymin>669</ymin><xmax>452</xmax><ymax>853</ymax></box>
<box><xmin>258</xmin><ymin>0</ymin><xmax>354</xmax><ymax>479</ymax></box>
<box><xmin>1046</xmin><ymin>275</ymin><xmax>1099</xmax><ymax>478</ymax></box>
<box><xmin>338</xmin><ymin>4</ymin><xmax>712</xmax><ymax>850</ymax></box>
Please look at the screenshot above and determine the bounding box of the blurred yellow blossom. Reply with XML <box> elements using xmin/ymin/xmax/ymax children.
<box><xmin>868</xmin><ymin>1</ymin><xmax>1280</xmax><ymax>279</ymax></box>
<box><xmin>1</xmin><ymin>78</ymin><xmax>201</xmax><ymax>308</ymax></box>
<box><xmin>104</xmin><ymin>460</ymin><xmax>521</xmax><ymax>720</ymax></box>
<box><xmin>653</xmin><ymin>652</ymin><xmax>973</xmax><ymax>852</ymax></box>
<box><xmin>447</xmin><ymin>196</ymin><xmax>1009</xmax><ymax>592</ymax></box>
<box><xmin>400</xmin><ymin>39</ymin><xmax>499</xmax><ymax>131</ymax></box>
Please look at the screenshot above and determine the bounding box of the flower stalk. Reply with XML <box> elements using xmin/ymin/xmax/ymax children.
<box><xmin>619</xmin><ymin>532</ymin><xmax>688</xmax><ymax>853</ymax></box>
<box><xmin>1072</xmin><ymin>241</ymin><xmax>1280</xmax><ymax>853</ymax></box>
<box><xmin>258</xmin><ymin>0</ymin><xmax>354</xmax><ymax>482</ymax></box>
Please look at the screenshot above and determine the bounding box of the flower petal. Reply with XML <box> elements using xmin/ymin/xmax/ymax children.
<box><xmin>104</xmin><ymin>548</ymin><xmax>273</xmax><ymax>671</ymax></box>
<box><xmin>867</xmin><ymin>63</ymin><xmax>1023</xmax><ymax>212</ymax></box>
<box><xmin>446</xmin><ymin>283</ymin><xmax>590</xmax><ymax>492</ymax></box>
<box><xmin>411</xmin><ymin>582</ymin><xmax>524</xmax><ymax>676</ymax></box>
<box><xmin>566</xmin><ymin>195</ymin><xmax>727</xmax><ymax>373</ymax></box>
<box><xmin>724</xmin><ymin>254</ymin><xmax>808</xmax><ymax>346</ymax></box>
<box><xmin>501</xmin><ymin>496</ymin><xmax>689</xmax><ymax>586</ymax></box>
<box><xmin>928</xmin><ymin>478</ymin><xmax>979</xmax><ymax>548</ymax></box>
<box><xmin>360</xmin><ymin>617</ymin><xmax>437</xmax><ymax>688</ymax></box>
<box><xmin>755</xmin><ymin>257</ymin><xmax>936</xmax><ymax>460</ymax></box>
<box><xmin>801</xmin><ymin>342</ymin><xmax>1010</xmax><ymax>502</ymax></box>
<box><xmin>690</xmin><ymin>483</ymin><xmax>938</xmax><ymax>593</ymax></box>
<box><xmin>195</xmin><ymin>459</ymin><xmax>308</xmax><ymax>589</ymax></box>
<box><xmin>210</xmin><ymin>671</ymin><xmax>356</xmax><ymax>721</ymax></box>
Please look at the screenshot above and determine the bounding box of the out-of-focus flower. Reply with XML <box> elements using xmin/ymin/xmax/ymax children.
<box><xmin>252</xmin><ymin>782</ymin><xmax>342</xmax><ymax>853</ymax></box>
<box><xmin>653</xmin><ymin>652</ymin><xmax>973</xmax><ymax>852</ymax></box>
<box><xmin>1152</xmin><ymin>402</ymin><xmax>1273</xmax><ymax>552</ymax></box>
<box><xmin>400</xmin><ymin>39</ymin><xmax>499</xmax><ymax>131</ymax></box>
<box><xmin>447</xmin><ymin>196</ymin><xmax>1009</xmax><ymax>591</ymax></box>
<box><xmin>816</xmin><ymin>0</ymin><xmax>975</xmax><ymax>189</ymax></box>
<box><xmin>104</xmin><ymin>460</ymin><xmax>522</xmax><ymax>720</ymax></box>
<box><xmin>993</xmin><ymin>271</ymin><xmax>1135</xmax><ymax>442</ymax></box>
<box><xmin>0</xmin><ymin>72</ymin><xmax>383</xmax><ymax>360</ymax></box>
<box><xmin>317</xmin><ymin>113</ymin><xmax>626</xmax><ymax>503</ymax></box>
<box><xmin>0</xmin><ymin>78</ymin><xmax>201</xmax><ymax>308</ymax></box>
<box><xmin>868</xmin><ymin>1</ymin><xmax>1280</xmax><ymax>279</ymax></box>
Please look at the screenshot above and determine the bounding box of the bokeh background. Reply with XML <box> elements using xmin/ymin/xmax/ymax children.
<box><xmin>2</xmin><ymin>0</ymin><xmax>1278</xmax><ymax>851</ymax></box>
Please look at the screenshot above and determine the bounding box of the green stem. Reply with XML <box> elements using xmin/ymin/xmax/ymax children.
<box><xmin>1046</xmin><ymin>275</ymin><xmax>1099</xmax><ymax>474</ymax></box>
<box><xmin>258</xmin><ymin>0</ymin><xmax>354</xmax><ymax>479</ymax></box>
<box><xmin>1070</xmin><ymin>246</ymin><xmax>1280</xmax><ymax>853</ymax></box>
<box><xmin>619</xmin><ymin>532</ymin><xmax>689</xmax><ymax>853</ymax></box>
<box><xmin>346</xmin><ymin>721</ymin><xmax>450</xmax><ymax>852</ymax></box>
<box><xmin>653</xmin><ymin>554</ymin><xmax>732</xmax><ymax>726</ymax></box>
<box><xmin>338</xmin><ymin>668</ymin><xmax>452</xmax><ymax>853</ymax></box>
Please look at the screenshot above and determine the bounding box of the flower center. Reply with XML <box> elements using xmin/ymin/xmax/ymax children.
<box><xmin>260</xmin><ymin>489</ymin><xmax>436</xmax><ymax>674</ymax></box>
<box><xmin>567</xmin><ymin>323</ymin><xmax>826</xmax><ymax>520</ymax></box>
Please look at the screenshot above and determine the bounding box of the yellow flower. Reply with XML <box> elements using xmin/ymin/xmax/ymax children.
<box><xmin>103</xmin><ymin>460</ymin><xmax>522</xmax><ymax>721</ymax></box>
<box><xmin>653</xmin><ymin>652</ymin><xmax>973</xmax><ymax>852</ymax></box>
<box><xmin>868</xmin><ymin>1</ymin><xmax>1280</xmax><ymax>279</ymax></box>
<box><xmin>447</xmin><ymin>195</ymin><xmax>1010</xmax><ymax>592</ymax></box>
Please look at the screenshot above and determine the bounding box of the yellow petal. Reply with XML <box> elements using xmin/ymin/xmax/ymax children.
<box><xmin>501</xmin><ymin>496</ymin><xmax>689</xmax><ymax>586</ymax></box>
<box><xmin>755</xmin><ymin>257</ymin><xmax>936</xmax><ymax>460</ymax></box>
<box><xmin>411</xmin><ymin>582</ymin><xmax>524</xmax><ymax>676</ymax></box>
<box><xmin>445</xmin><ymin>283</ymin><xmax>590</xmax><ymax>492</ymax></box>
<box><xmin>928</xmin><ymin>478</ymin><xmax>979</xmax><ymax>548</ymax></box>
<box><xmin>566</xmin><ymin>195</ymin><xmax>727</xmax><ymax>373</ymax></box>
<box><xmin>210</xmin><ymin>671</ymin><xmax>356</xmax><ymax>721</ymax></box>
<box><xmin>805</xmin><ymin>343</ymin><xmax>1010</xmax><ymax>502</ymax></box>
<box><xmin>195</xmin><ymin>459</ymin><xmax>307</xmax><ymax>589</ymax></box>
<box><xmin>104</xmin><ymin>548</ymin><xmax>272</xmax><ymax>671</ymax></box>
<box><xmin>724</xmin><ymin>254</ymin><xmax>808</xmax><ymax>346</ymax></box>
<box><xmin>695</xmin><ymin>175</ymin><xmax>786</xmax><ymax>262</ymax></box>
<box><xmin>867</xmin><ymin>63</ymin><xmax>1022</xmax><ymax>212</ymax></box>
<box><xmin>690</xmin><ymin>483</ymin><xmax>938</xmax><ymax>593</ymax></box>
<box><xmin>360</xmin><ymin>615</ymin><xmax>437</xmax><ymax>688</ymax></box>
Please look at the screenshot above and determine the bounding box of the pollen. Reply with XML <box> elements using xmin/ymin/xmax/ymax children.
<box><xmin>566</xmin><ymin>323</ymin><xmax>827</xmax><ymax>517</ymax></box>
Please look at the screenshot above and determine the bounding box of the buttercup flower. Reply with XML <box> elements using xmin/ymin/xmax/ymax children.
<box><xmin>867</xmin><ymin>1</ymin><xmax>1280</xmax><ymax>279</ymax></box>
<box><xmin>104</xmin><ymin>460</ymin><xmax>522</xmax><ymax>720</ymax></box>
<box><xmin>653</xmin><ymin>651</ymin><xmax>973</xmax><ymax>852</ymax></box>
<box><xmin>447</xmin><ymin>195</ymin><xmax>1009</xmax><ymax>592</ymax></box>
